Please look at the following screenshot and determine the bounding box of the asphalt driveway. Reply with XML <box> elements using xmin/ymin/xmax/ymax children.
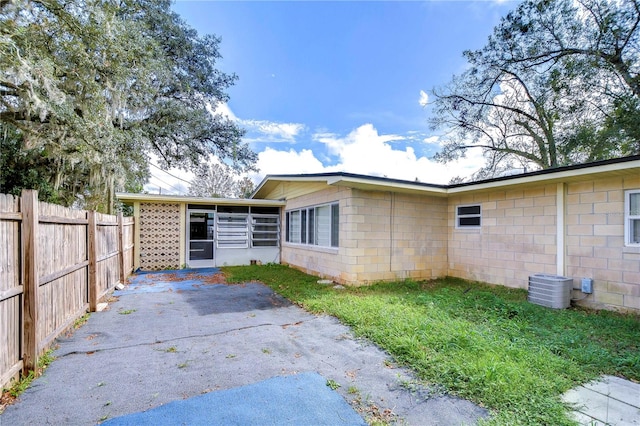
<box><xmin>1</xmin><ymin>268</ymin><xmax>487</xmax><ymax>425</ymax></box>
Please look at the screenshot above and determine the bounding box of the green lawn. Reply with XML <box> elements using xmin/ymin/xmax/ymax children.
<box><xmin>223</xmin><ymin>264</ymin><xmax>640</xmax><ymax>425</ymax></box>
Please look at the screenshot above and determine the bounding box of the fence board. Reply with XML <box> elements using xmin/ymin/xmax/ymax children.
<box><xmin>37</xmin><ymin>202</ymin><xmax>88</xmax><ymax>350</ymax></box>
<box><xmin>0</xmin><ymin>190</ymin><xmax>135</xmax><ymax>389</ymax></box>
<box><xmin>0</xmin><ymin>193</ymin><xmax>22</xmax><ymax>389</ymax></box>
<box><xmin>122</xmin><ymin>217</ymin><xmax>135</xmax><ymax>277</ymax></box>
<box><xmin>37</xmin><ymin>269</ymin><xmax>88</xmax><ymax>347</ymax></box>
<box><xmin>96</xmin><ymin>212</ymin><xmax>119</xmax><ymax>299</ymax></box>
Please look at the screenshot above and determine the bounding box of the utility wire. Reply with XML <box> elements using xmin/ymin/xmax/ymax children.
<box><xmin>149</xmin><ymin>162</ymin><xmax>193</xmax><ymax>185</ymax></box>
<box><xmin>148</xmin><ymin>174</ymin><xmax>186</xmax><ymax>194</ymax></box>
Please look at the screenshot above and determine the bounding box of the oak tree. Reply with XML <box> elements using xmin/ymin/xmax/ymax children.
<box><xmin>0</xmin><ymin>0</ymin><xmax>254</xmax><ymax>211</ymax></box>
<box><xmin>430</xmin><ymin>0</ymin><xmax>640</xmax><ymax>178</ymax></box>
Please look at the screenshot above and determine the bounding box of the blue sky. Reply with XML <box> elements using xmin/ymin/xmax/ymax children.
<box><xmin>148</xmin><ymin>0</ymin><xmax>521</xmax><ymax>194</ymax></box>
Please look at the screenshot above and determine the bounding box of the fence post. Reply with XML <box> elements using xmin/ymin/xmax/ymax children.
<box><xmin>88</xmin><ymin>210</ymin><xmax>98</xmax><ymax>312</ymax></box>
<box><xmin>22</xmin><ymin>190</ymin><xmax>39</xmax><ymax>373</ymax></box>
<box><xmin>117</xmin><ymin>212</ymin><xmax>125</xmax><ymax>284</ymax></box>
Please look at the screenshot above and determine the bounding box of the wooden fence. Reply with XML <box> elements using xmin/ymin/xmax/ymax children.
<box><xmin>0</xmin><ymin>190</ymin><xmax>134</xmax><ymax>390</ymax></box>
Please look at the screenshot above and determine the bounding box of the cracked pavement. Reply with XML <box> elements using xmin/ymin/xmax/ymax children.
<box><xmin>0</xmin><ymin>270</ymin><xmax>487</xmax><ymax>425</ymax></box>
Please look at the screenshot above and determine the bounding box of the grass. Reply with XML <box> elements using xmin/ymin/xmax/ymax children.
<box><xmin>73</xmin><ymin>313</ymin><xmax>90</xmax><ymax>329</ymax></box>
<box><xmin>0</xmin><ymin>348</ymin><xmax>57</xmax><ymax>413</ymax></box>
<box><xmin>326</xmin><ymin>379</ymin><xmax>341</xmax><ymax>390</ymax></box>
<box><xmin>223</xmin><ymin>264</ymin><xmax>640</xmax><ymax>425</ymax></box>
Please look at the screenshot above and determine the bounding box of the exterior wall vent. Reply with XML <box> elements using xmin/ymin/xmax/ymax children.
<box><xmin>528</xmin><ymin>274</ymin><xmax>572</xmax><ymax>309</ymax></box>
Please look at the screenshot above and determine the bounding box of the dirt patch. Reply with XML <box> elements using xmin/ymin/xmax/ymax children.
<box><xmin>139</xmin><ymin>271</ymin><xmax>228</xmax><ymax>285</ymax></box>
<box><xmin>0</xmin><ymin>390</ymin><xmax>17</xmax><ymax>414</ymax></box>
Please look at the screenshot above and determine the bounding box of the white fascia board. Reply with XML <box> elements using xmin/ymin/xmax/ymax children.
<box><xmin>116</xmin><ymin>192</ymin><xmax>285</xmax><ymax>206</ymax></box>
<box><xmin>326</xmin><ymin>176</ymin><xmax>449</xmax><ymax>196</ymax></box>
<box><xmin>447</xmin><ymin>160</ymin><xmax>640</xmax><ymax>194</ymax></box>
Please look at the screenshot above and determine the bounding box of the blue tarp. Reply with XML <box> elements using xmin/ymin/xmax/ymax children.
<box><xmin>103</xmin><ymin>372</ymin><xmax>367</xmax><ymax>426</ymax></box>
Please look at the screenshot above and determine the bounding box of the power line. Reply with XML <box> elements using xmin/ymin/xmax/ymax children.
<box><xmin>148</xmin><ymin>174</ymin><xmax>186</xmax><ymax>194</ymax></box>
<box><xmin>149</xmin><ymin>162</ymin><xmax>193</xmax><ymax>185</ymax></box>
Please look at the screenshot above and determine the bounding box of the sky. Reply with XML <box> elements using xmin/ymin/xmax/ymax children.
<box><xmin>147</xmin><ymin>0</ymin><xmax>522</xmax><ymax>195</ymax></box>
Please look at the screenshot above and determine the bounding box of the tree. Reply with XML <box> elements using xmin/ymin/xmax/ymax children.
<box><xmin>235</xmin><ymin>176</ymin><xmax>255</xmax><ymax>199</ymax></box>
<box><xmin>0</xmin><ymin>0</ymin><xmax>254</xmax><ymax>211</ymax></box>
<box><xmin>0</xmin><ymin>123</ymin><xmax>62</xmax><ymax>202</ymax></box>
<box><xmin>430</xmin><ymin>0</ymin><xmax>640</xmax><ymax>178</ymax></box>
<box><xmin>431</xmin><ymin>64</ymin><xmax>570</xmax><ymax>178</ymax></box>
<box><xmin>188</xmin><ymin>162</ymin><xmax>240</xmax><ymax>198</ymax></box>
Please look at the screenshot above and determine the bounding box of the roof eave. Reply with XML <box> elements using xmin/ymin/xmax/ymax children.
<box><xmin>116</xmin><ymin>192</ymin><xmax>286</xmax><ymax>206</ymax></box>
<box><xmin>447</xmin><ymin>157</ymin><xmax>640</xmax><ymax>194</ymax></box>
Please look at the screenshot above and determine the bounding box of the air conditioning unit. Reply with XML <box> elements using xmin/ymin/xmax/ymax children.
<box><xmin>528</xmin><ymin>274</ymin><xmax>572</xmax><ymax>309</ymax></box>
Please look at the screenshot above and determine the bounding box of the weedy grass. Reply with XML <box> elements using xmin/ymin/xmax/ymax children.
<box><xmin>1</xmin><ymin>348</ymin><xmax>57</xmax><ymax>413</ymax></box>
<box><xmin>73</xmin><ymin>313</ymin><xmax>90</xmax><ymax>329</ymax></box>
<box><xmin>223</xmin><ymin>264</ymin><xmax>640</xmax><ymax>425</ymax></box>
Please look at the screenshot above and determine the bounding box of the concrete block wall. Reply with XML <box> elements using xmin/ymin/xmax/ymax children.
<box><xmin>565</xmin><ymin>176</ymin><xmax>640</xmax><ymax>312</ymax></box>
<box><xmin>447</xmin><ymin>184</ymin><xmax>558</xmax><ymax>289</ymax></box>
<box><xmin>280</xmin><ymin>186</ymin><xmax>352</xmax><ymax>282</ymax></box>
<box><xmin>339</xmin><ymin>189</ymin><xmax>394</xmax><ymax>284</ymax></box>
<box><xmin>388</xmin><ymin>192</ymin><xmax>448</xmax><ymax>281</ymax></box>
<box><xmin>139</xmin><ymin>203</ymin><xmax>181</xmax><ymax>270</ymax></box>
<box><xmin>282</xmin><ymin>187</ymin><xmax>448</xmax><ymax>284</ymax></box>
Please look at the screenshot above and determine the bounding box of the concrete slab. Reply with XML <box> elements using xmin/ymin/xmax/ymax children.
<box><xmin>0</xmin><ymin>269</ymin><xmax>488</xmax><ymax>425</ymax></box>
<box><xmin>585</xmin><ymin>376</ymin><xmax>640</xmax><ymax>408</ymax></box>
<box><xmin>563</xmin><ymin>375</ymin><xmax>640</xmax><ymax>425</ymax></box>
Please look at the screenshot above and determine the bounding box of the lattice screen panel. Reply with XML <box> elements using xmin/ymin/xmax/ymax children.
<box><xmin>139</xmin><ymin>203</ymin><xmax>181</xmax><ymax>270</ymax></box>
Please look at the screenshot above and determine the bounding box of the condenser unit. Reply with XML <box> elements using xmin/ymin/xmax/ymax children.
<box><xmin>528</xmin><ymin>274</ymin><xmax>572</xmax><ymax>309</ymax></box>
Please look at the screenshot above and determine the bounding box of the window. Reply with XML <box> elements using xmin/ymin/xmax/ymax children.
<box><xmin>286</xmin><ymin>210</ymin><xmax>301</xmax><ymax>243</ymax></box>
<box><xmin>216</xmin><ymin>214</ymin><xmax>249</xmax><ymax>248</ymax></box>
<box><xmin>625</xmin><ymin>190</ymin><xmax>640</xmax><ymax>246</ymax></box>
<box><xmin>251</xmin><ymin>214</ymin><xmax>279</xmax><ymax>247</ymax></box>
<box><xmin>456</xmin><ymin>204</ymin><xmax>481</xmax><ymax>228</ymax></box>
<box><xmin>286</xmin><ymin>202</ymin><xmax>339</xmax><ymax>248</ymax></box>
<box><xmin>188</xmin><ymin>206</ymin><xmax>280</xmax><ymax>249</ymax></box>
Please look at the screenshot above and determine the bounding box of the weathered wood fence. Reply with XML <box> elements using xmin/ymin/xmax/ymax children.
<box><xmin>0</xmin><ymin>190</ymin><xmax>134</xmax><ymax>390</ymax></box>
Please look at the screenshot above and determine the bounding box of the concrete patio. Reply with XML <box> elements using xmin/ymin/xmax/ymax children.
<box><xmin>563</xmin><ymin>375</ymin><xmax>640</xmax><ymax>425</ymax></box>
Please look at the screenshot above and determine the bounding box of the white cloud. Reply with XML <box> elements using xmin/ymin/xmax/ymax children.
<box><xmin>423</xmin><ymin>135</ymin><xmax>440</xmax><ymax>145</ymax></box>
<box><xmin>314</xmin><ymin>126</ymin><xmax>402</xmax><ymax>157</ymax></box>
<box><xmin>209</xmin><ymin>102</ymin><xmax>238</xmax><ymax>121</ymax></box>
<box><xmin>419</xmin><ymin>90</ymin><xmax>429</xmax><ymax>107</ymax></box>
<box><xmin>249</xmin><ymin>147</ymin><xmax>325</xmax><ymax>182</ymax></box>
<box><xmin>210</xmin><ymin>102</ymin><xmax>305</xmax><ymax>144</ymax></box>
<box><xmin>244</xmin><ymin>124</ymin><xmax>487</xmax><ymax>186</ymax></box>
<box><xmin>202</xmin><ymin>104</ymin><xmax>486</xmax><ymax>187</ymax></box>
<box><xmin>242</xmin><ymin>120</ymin><xmax>305</xmax><ymax>143</ymax></box>
<box><xmin>310</xmin><ymin>124</ymin><xmax>482</xmax><ymax>183</ymax></box>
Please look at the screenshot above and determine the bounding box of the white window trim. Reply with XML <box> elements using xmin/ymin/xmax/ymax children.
<box><xmin>455</xmin><ymin>204</ymin><xmax>482</xmax><ymax>229</ymax></box>
<box><xmin>625</xmin><ymin>189</ymin><xmax>640</xmax><ymax>246</ymax></box>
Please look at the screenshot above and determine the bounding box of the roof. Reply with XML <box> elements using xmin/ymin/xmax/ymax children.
<box><xmin>115</xmin><ymin>192</ymin><xmax>285</xmax><ymax>206</ymax></box>
<box><xmin>251</xmin><ymin>155</ymin><xmax>640</xmax><ymax>200</ymax></box>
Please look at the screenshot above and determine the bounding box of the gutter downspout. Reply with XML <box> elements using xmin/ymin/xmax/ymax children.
<box><xmin>390</xmin><ymin>192</ymin><xmax>394</xmax><ymax>274</ymax></box>
<box><xmin>556</xmin><ymin>183</ymin><xmax>566</xmax><ymax>277</ymax></box>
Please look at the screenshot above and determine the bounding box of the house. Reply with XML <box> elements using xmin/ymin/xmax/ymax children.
<box><xmin>117</xmin><ymin>155</ymin><xmax>640</xmax><ymax>313</ymax></box>
<box><xmin>114</xmin><ymin>195</ymin><xmax>285</xmax><ymax>270</ymax></box>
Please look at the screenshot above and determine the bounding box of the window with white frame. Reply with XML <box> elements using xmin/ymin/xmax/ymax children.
<box><xmin>285</xmin><ymin>202</ymin><xmax>339</xmax><ymax>248</ymax></box>
<box><xmin>216</xmin><ymin>213</ymin><xmax>249</xmax><ymax>248</ymax></box>
<box><xmin>251</xmin><ymin>215</ymin><xmax>280</xmax><ymax>247</ymax></box>
<box><xmin>210</xmin><ymin>206</ymin><xmax>280</xmax><ymax>249</ymax></box>
<box><xmin>625</xmin><ymin>190</ymin><xmax>640</xmax><ymax>246</ymax></box>
<box><xmin>456</xmin><ymin>204</ymin><xmax>481</xmax><ymax>228</ymax></box>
